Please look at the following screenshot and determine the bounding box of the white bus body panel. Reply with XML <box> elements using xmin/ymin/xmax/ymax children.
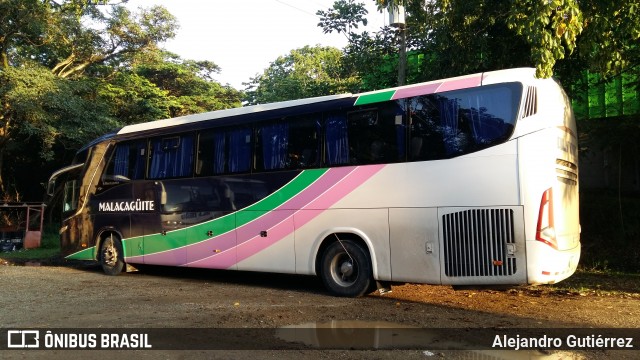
<box><xmin>294</xmin><ymin>208</ymin><xmax>391</xmax><ymax>280</ymax></box>
<box><xmin>516</xmin><ymin>76</ymin><xmax>581</xmax><ymax>284</ymax></box>
<box><xmin>332</xmin><ymin>141</ymin><xmax>519</xmax><ymax>209</ymax></box>
<box><xmin>389</xmin><ymin>207</ymin><xmax>441</xmax><ymax>284</ymax></box>
<box><xmin>236</xmin><ymin>210</ymin><xmax>296</xmax><ymax>274</ymax></box>
<box><xmin>290</xmin><ymin>139</ymin><xmax>522</xmax><ymax>285</ymax></box>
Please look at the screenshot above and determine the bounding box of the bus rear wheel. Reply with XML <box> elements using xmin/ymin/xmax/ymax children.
<box><xmin>320</xmin><ymin>239</ymin><xmax>373</xmax><ymax>297</ymax></box>
<box><xmin>100</xmin><ymin>234</ymin><xmax>124</xmax><ymax>276</ymax></box>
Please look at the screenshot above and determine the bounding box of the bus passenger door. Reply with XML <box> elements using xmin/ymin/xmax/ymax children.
<box><xmin>144</xmin><ymin>218</ymin><xmax>188</xmax><ymax>266</ymax></box>
<box><xmin>138</xmin><ymin>181</ymin><xmax>188</xmax><ymax>266</ymax></box>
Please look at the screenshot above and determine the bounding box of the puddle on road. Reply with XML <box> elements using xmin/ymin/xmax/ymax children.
<box><xmin>276</xmin><ymin>320</ymin><xmax>585</xmax><ymax>359</ymax></box>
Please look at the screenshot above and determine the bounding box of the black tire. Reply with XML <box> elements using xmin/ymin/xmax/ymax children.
<box><xmin>100</xmin><ymin>234</ymin><xmax>125</xmax><ymax>276</ymax></box>
<box><xmin>319</xmin><ymin>239</ymin><xmax>373</xmax><ymax>297</ymax></box>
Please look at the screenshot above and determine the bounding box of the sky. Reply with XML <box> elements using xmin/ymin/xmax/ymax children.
<box><xmin>125</xmin><ymin>0</ymin><xmax>388</xmax><ymax>90</ymax></box>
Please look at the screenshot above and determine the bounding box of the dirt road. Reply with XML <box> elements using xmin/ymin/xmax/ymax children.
<box><xmin>1</xmin><ymin>263</ymin><xmax>639</xmax><ymax>359</ymax></box>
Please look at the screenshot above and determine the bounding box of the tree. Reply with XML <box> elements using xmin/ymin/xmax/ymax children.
<box><xmin>342</xmin><ymin>27</ymin><xmax>401</xmax><ymax>90</ymax></box>
<box><xmin>317</xmin><ymin>0</ymin><xmax>404</xmax><ymax>91</ymax></box>
<box><xmin>0</xmin><ymin>1</ymin><xmax>241</xmax><ymax>200</ymax></box>
<box><xmin>415</xmin><ymin>0</ymin><xmax>533</xmax><ymax>80</ymax></box>
<box><xmin>244</xmin><ymin>45</ymin><xmax>360</xmax><ymax>104</ymax></box>
<box><xmin>375</xmin><ymin>0</ymin><xmax>583</xmax><ymax>79</ymax></box>
<box><xmin>317</xmin><ymin>0</ymin><xmax>369</xmax><ymax>38</ymax></box>
<box><xmin>134</xmin><ymin>52</ymin><xmax>241</xmax><ymax>117</ymax></box>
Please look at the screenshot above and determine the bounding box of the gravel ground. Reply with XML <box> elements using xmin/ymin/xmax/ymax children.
<box><xmin>1</xmin><ymin>262</ymin><xmax>639</xmax><ymax>359</ymax></box>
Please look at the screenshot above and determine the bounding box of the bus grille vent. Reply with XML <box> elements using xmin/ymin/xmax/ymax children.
<box><xmin>442</xmin><ymin>209</ymin><xmax>516</xmax><ymax>277</ymax></box>
<box><xmin>521</xmin><ymin>86</ymin><xmax>538</xmax><ymax>118</ymax></box>
<box><xmin>556</xmin><ymin>159</ymin><xmax>578</xmax><ymax>185</ymax></box>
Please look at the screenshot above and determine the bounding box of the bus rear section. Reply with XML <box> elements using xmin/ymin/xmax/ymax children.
<box><xmin>518</xmin><ymin>79</ymin><xmax>581</xmax><ymax>284</ymax></box>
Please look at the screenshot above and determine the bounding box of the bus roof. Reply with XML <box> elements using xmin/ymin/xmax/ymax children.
<box><xmin>117</xmin><ymin>94</ymin><xmax>353</xmax><ymax>135</ymax></box>
<box><xmin>115</xmin><ymin>68</ymin><xmax>535</xmax><ymax>137</ymax></box>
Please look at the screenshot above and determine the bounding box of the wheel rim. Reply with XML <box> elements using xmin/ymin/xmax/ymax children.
<box><xmin>329</xmin><ymin>252</ymin><xmax>358</xmax><ymax>287</ymax></box>
<box><xmin>103</xmin><ymin>238</ymin><xmax>118</xmax><ymax>267</ymax></box>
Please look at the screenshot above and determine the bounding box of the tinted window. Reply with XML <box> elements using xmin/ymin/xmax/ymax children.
<box><xmin>63</xmin><ymin>180</ymin><xmax>79</xmax><ymax>213</ymax></box>
<box><xmin>347</xmin><ymin>104</ymin><xmax>405</xmax><ymax>165</ymax></box>
<box><xmin>255</xmin><ymin>116</ymin><xmax>320</xmax><ymax>171</ymax></box>
<box><xmin>325</xmin><ymin>112</ymin><xmax>349</xmax><ymax>166</ymax></box>
<box><xmin>325</xmin><ymin>103</ymin><xmax>406</xmax><ymax>166</ymax></box>
<box><xmin>149</xmin><ymin>134</ymin><xmax>194</xmax><ymax>179</ymax></box>
<box><xmin>408</xmin><ymin>83</ymin><xmax>520</xmax><ymax>160</ymax></box>
<box><xmin>197</xmin><ymin>127</ymin><xmax>252</xmax><ymax>176</ymax></box>
<box><xmin>103</xmin><ymin>140</ymin><xmax>147</xmax><ymax>182</ymax></box>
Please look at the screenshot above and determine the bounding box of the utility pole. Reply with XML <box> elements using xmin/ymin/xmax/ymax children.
<box><xmin>388</xmin><ymin>4</ymin><xmax>406</xmax><ymax>86</ymax></box>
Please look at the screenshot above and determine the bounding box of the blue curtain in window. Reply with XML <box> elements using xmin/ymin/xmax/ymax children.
<box><xmin>113</xmin><ymin>145</ymin><xmax>129</xmax><ymax>177</ymax></box>
<box><xmin>325</xmin><ymin>114</ymin><xmax>349</xmax><ymax>165</ymax></box>
<box><xmin>149</xmin><ymin>140</ymin><xmax>165</xmax><ymax>178</ymax></box>
<box><xmin>149</xmin><ymin>136</ymin><xmax>193</xmax><ymax>178</ymax></box>
<box><xmin>439</xmin><ymin>98</ymin><xmax>461</xmax><ymax>155</ymax></box>
<box><xmin>213</xmin><ymin>132</ymin><xmax>226</xmax><ymax>174</ymax></box>
<box><xmin>131</xmin><ymin>142</ymin><xmax>146</xmax><ymax>180</ymax></box>
<box><xmin>177</xmin><ymin>136</ymin><xmax>194</xmax><ymax>176</ymax></box>
<box><xmin>229</xmin><ymin>128</ymin><xmax>251</xmax><ymax>173</ymax></box>
<box><xmin>261</xmin><ymin>123</ymin><xmax>289</xmax><ymax>170</ymax></box>
<box><xmin>395</xmin><ymin>108</ymin><xmax>406</xmax><ymax>160</ymax></box>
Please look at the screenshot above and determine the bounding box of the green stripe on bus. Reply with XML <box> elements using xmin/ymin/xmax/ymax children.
<box><xmin>127</xmin><ymin>169</ymin><xmax>328</xmax><ymax>256</ymax></box>
<box><xmin>354</xmin><ymin>90</ymin><xmax>396</xmax><ymax>106</ymax></box>
<box><xmin>65</xmin><ymin>247</ymin><xmax>94</xmax><ymax>261</ymax></box>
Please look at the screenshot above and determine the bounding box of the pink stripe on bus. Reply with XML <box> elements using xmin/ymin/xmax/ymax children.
<box><xmin>232</xmin><ymin>165</ymin><xmax>385</xmax><ymax>266</ymax></box>
<box><xmin>184</xmin><ymin>167</ymin><xmax>357</xmax><ymax>267</ymax></box>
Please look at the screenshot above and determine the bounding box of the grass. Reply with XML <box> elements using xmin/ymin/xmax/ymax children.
<box><xmin>545</xmin><ymin>269</ymin><xmax>640</xmax><ymax>297</ymax></box>
<box><xmin>0</xmin><ymin>226</ymin><xmax>60</xmax><ymax>262</ymax></box>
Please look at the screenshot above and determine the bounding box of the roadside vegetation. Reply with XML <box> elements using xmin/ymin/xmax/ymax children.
<box><xmin>0</xmin><ymin>225</ymin><xmax>59</xmax><ymax>262</ymax></box>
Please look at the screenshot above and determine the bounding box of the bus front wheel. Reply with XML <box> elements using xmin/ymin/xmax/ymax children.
<box><xmin>320</xmin><ymin>239</ymin><xmax>373</xmax><ymax>297</ymax></box>
<box><xmin>100</xmin><ymin>234</ymin><xmax>125</xmax><ymax>276</ymax></box>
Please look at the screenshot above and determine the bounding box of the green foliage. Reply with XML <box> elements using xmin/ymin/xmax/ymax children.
<box><xmin>0</xmin><ymin>224</ymin><xmax>61</xmax><ymax>261</ymax></box>
<box><xmin>244</xmin><ymin>45</ymin><xmax>360</xmax><ymax>104</ymax></box>
<box><xmin>0</xmin><ymin>0</ymin><xmax>50</xmax><ymax>68</ymax></box>
<box><xmin>317</xmin><ymin>0</ymin><xmax>369</xmax><ymax>37</ymax></box>
<box><xmin>507</xmin><ymin>0</ymin><xmax>583</xmax><ymax>78</ymax></box>
<box><xmin>1</xmin><ymin>63</ymin><xmax>114</xmax><ymax>160</ymax></box>
<box><xmin>342</xmin><ymin>27</ymin><xmax>400</xmax><ymax>91</ymax></box>
<box><xmin>134</xmin><ymin>53</ymin><xmax>242</xmax><ymax>116</ymax></box>
<box><xmin>0</xmin><ymin>1</ymin><xmax>242</xmax><ymax>200</ymax></box>
<box><xmin>574</xmin><ymin>0</ymin><xmax>640</xmax><ymax>77</ymax></box>
<box><xmin>417</xmin><ymin>0</ymin><xmax>532</xmax><ymax>80</ymax></box>
<box><xmin>97</xmin><ymin>72</ymin><xmax>172</xmax><ymax>125</ymax></box>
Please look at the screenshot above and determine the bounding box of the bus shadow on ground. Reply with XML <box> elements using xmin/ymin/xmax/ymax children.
<box><xmin>67</xmin><ymin>258</ymin><xmax>640</xmax><ymax>298</ymax></box>
<box><xmin>113</xmin><ymin>262</ymin><xmax>328</xmax><ymax>295</ymax></box>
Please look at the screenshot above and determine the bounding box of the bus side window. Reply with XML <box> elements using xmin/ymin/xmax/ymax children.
<box><xmin>325</xmin><ymin>112</ymin><xmax>349</xmax><ymax>166</ymax></box>
<box><xmin>103</xmin><ymin>140</ymin><xmax>147</xmax><ymax>183</ymax></box>
<box><xmin>149</xmin><ymin>134</ymin><xmax>194</xmax><ymax>179</ymax></box>
<box><xmin>408</xmin><ymin>84</ymin><xmax>519</xmax><ymax>160</ymax></box>
<box><xmin>63</xmin><ymin>180</ymin><xmax>79</xmax><ymax>213</ymax></box>
<box><xmin>347</xmin><ymin>105</ymin><xmax>403</xmax><ymax>165</ymax></box>
<box><xmin>197</xmin><ymin>128</ymin><xmax>251</xmax><ymax>176</ymax></box>
<box><xmin>256</xmin><ymin>121</ymin><xmax>289</xmax><ymax>171</ymax></box>
<box><xmin>288</xmin><ymin>116</ymin><xmax>320</xmax><ymax>169</ymax></box>
<box><xmin>409</xmin><ymin>95</ymin><xmax>445</xmax><ymax>161</ymax></box>
<box><xmin>254</xmin><ymin>116</ymin><xmax>320</xmax><ymax>172</ymax></box>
